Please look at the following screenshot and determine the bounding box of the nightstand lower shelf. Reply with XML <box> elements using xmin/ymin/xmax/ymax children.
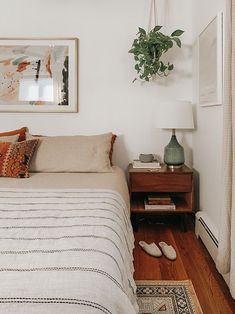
<box><xmin>130</xmin><ymin>193</ymin><xmax>193</xmax><ymax>231</ymax></box>
<box><xmin>131</xmin><ymin>193</ymin><xmax>192</xmax><ymax>213</ymax></box>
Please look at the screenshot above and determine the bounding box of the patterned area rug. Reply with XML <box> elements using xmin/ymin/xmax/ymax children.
<box><xmin>136</xmin><ymin>280</ymin><xmax>203</xmax><ymax>314</ymax></box>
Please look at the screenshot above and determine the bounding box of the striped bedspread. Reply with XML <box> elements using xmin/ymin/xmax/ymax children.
<box><xmin>0</xmin><ymin>188</ymin><xmax>138</xmax><ymax>314</ymax></box>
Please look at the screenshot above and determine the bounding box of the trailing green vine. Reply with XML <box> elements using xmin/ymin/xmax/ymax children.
<box><xmin>129</xmin><ymin>26</ymin><xmax>184</xmax><ymax>82</ymax></box>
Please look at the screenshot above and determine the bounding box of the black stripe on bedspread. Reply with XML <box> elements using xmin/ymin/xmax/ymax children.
<box><xmin>0</xmin><ymin>247</ymin><xmax>123</xmax><ymax>279</ymax></box>
<box><xmin>0</xmin><ymin>266</ymin><xmax>124</xmax><ymax>292</ymax></box>
<box><xmin>0</xmin><ymin>298</ymin><xmax>111</xmax><ymax>314</ymax></box>
<box><xmin>0</xmin><ymin>215</ymin><xmax>127</xmax><ymax>239</ymax></box>
<box><xmin>0</xmin><ymin>223</ymin><xmax>130</xmax><ymax>253</ymax></box>
<box><xmin>0</xmin><ymin>234</ymin><xmax>126</xmax><ymax>263</ymax></box>
<box><xmin>0</xmin><ymin>190</ymin><xmax>121</xmax><ymax>197</ymax></box>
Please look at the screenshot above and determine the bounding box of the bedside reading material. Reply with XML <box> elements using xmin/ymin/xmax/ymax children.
<box><xmin>147</xmin><ymin>193</ymin><xmax>171</xmax><ymax>205</ymax></box>
<box><xmin>132</xmin><ymin>160</ymin><xmax>161</xmax><ymax>169</ymax></box>
<box><xmin>144</xmin><ymin>193</ymin><xmax>175</xmax><ymax>210</ymax></box>
<box><xmin>144</xmin><ymin>199</ymin><xmax>176</xmax><ymax>210</ymax></box>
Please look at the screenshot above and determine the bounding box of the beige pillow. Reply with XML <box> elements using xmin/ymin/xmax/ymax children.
<box><xmin>28</xmin><ymin>133</ymin><xmax>113</xmax><ymax>173</ymax></box>
<box><xmin>0</xmin><ymin>135</ymin><xmax>19</xmax><ymax>142</ymax></box>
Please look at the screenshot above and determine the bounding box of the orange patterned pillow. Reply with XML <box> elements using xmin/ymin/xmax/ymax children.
<box><xmin>0</xmin><ymin>140</ymin><xmax>39</xmax><ymax>178</ymax></box>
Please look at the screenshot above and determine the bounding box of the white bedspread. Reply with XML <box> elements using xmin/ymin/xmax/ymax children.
<box><xmin>0</xmin><ymin>188</ymin><xmax>138</xmax><ymax>314</ymax></box>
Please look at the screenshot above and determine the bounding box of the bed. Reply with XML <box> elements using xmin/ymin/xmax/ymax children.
<box><xmin>0</xmin><ymin>166</ymin><xmax>138</xmax><ymax>313</ymax></box>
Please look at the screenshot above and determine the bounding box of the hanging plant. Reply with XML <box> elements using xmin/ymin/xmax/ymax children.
<box><xmin>129</xmin><ymin>26</ymin><xmax>184</xmax><ymax>82</ymax></box>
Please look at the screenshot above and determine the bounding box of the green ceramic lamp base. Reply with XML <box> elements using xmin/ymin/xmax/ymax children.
<box><xmin>164</xmin><ymin>130</ymin><xmax>185</xmax><ymax>168</ymax></box>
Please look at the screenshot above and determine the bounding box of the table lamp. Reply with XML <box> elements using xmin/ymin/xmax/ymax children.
<box><xmin>155</xmin><ymin>100</ymin><xmax>194</xmax><ymax>168</ymax></box>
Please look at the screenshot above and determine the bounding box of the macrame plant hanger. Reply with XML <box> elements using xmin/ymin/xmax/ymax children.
<box><xmin>148</xmin><ymin>0</ymin><xmax>158</xmax><ymax>32</ymax></box>
<box><xmin>148</xmin><ymin>0</ymin><xmax>170</xmax><ymax>32</ymax></box>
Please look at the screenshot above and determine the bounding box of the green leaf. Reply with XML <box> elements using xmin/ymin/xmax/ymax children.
<box><xmin>138</xmin><ymin>27</ymin><xmax>146</xmax><ymax>35</ymax></box>
<box><xmin>168</xmin><ymin>64</ymin><xmax>174</xmax><ymax>71</ymax></box>
<box><xmin>167</xmin><ymin>41</ymin><xmax>173</xmax><ymax>49</ymax></box>
<box><xmin>172</xmin><ymin>37</ymin><xmax>181</xmax><ymax>48</ymax></box>
<box><xmin>139</xmin><ymin>59</ymin><xmax>145</xmax><ymax>67</ymax></box>
<box><xmin>153</xmin><ymin>25</ymin><xmax>162</xmax><ymax>32</ymax></box>
<box><xmin>171</xmin><ymin>29</ymin><xmax>184</xmax><ymax>37</ymax></box>
<box><xmin>160</xmin><ymin>61</ymin><xmax>167</xmax><ymax>73</ymax></box>
<box><xmin>135</xmin><ymin>64</ymin><xmax>140</xmax><ymax>71</ymax></box>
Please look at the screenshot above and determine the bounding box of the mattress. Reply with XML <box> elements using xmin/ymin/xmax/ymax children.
<box><xmin>0</xmin><ymin>167</ymin><xmax>138</xmax><ymax>313</ymax></box>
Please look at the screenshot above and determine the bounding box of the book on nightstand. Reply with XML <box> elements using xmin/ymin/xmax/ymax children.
<box><xmin>147</xmin><ymin>193</ymin><xmax>172</xmax><ymax>205</ymax></box>
<box><xmin>144</xmin><ymin>199</ymin><xmax>176</xmax><ymax>211</ymax></box>
<box><xmin>132</xmin><ymin>160</ymin><xmax>161</xmax><ymax>169</ymax></box>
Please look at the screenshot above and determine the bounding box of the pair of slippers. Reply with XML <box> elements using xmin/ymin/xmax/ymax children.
<box><xmin>139</xmin><ymin>241</ymin><xmax>176</xmax><ymax>260</ymax></box>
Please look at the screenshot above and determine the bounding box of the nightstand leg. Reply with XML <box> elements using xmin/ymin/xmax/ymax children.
<box><xmin>182</xmin><ymin>213</ymin><xmax>188</xmax><ymax>232</ymax></box>
<box><xmin>131</xmin><ymin>213</ymin><xmax>139</xmax><ymax>232</ymax></box>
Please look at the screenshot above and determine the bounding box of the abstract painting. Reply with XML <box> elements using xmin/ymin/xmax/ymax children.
<box><xmin>0</xmin><ymin>38</ymin><xmax>78</xmax><ymax>112</ymax></box>
<box><xmin>198</xmin><ymin>13</ymin><xmax>223</xmax><ymax>107</ymax></box>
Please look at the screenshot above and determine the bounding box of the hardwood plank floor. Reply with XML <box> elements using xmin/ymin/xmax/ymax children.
<box><xmin>133</xmin><ymin>216</ymin><xmax>235</xmax><ymax>314</ymax></box>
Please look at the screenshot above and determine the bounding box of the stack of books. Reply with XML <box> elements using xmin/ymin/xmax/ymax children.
<box><xmin>144</xmin><ymin>193</ymin><xmax>176</xmax><ymax>210</ymax></box>
<box><xmin>132</xmin><ymin>160</ymin><xmax>161</xmax><ymax>169</ymax></box>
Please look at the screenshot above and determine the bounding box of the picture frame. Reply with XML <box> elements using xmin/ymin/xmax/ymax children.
<box><xmin>0</xmin><ymin>38</ymin><xmax>78</xmax><ymax>112</ymax></box>
<box><xmin>198</xmin><ymin>12</ymin><xmax>223</xmax><ymax>107</ymax></box>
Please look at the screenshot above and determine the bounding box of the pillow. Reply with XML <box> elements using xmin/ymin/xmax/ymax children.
<box><xmin>0</xmin><ymin>135</ymin><xmax>19</xmax><ymax>142</ymax></box>
<box><xmin>0</xmin><ymin>140</ymin><xmax>39</xmax><ymax>178</ymax></box>
<box><xmin>110</xmin><ymin>134</ymin><xmax>117</xmax><ymax>166</ymax></box>
<box><xmin>0</xmin><ymin>127</ymin><xmax>27</xmax><ymax>142</ymax></box>
<box><xmin>28</xmin><ymin>133</ymin><xmax>113</xmax><ymax>173</ymax></box>
<box><xmin>27</xmin><ymin>132</ymin><xmax>117</xmax><ymax>165</ymax></box>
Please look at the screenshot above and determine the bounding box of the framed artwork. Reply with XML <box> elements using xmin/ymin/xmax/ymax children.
<box><xmin>198</xmin><ymin>12</ymin><xmax>223</xmax><ymax>107</ymax></box>
<box><xmin>0</xmin><ymin>38</ymin><xmax>78</xmax><ymax>112</ymax></box>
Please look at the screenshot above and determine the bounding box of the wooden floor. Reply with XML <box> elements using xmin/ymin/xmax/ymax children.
<box><xmin>133</xmin><ymin>215</ymin><xmax>235</xmax><ymax>314</ymax></box>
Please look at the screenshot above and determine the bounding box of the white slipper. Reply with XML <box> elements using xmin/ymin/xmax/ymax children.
<box><xmin>158</xmin><ymin>241</ymin><xmax>177</xmax><ymax>260</ymax></box>
<box><xmin>139</xmin><ymin>241</ymin><xmax>162</xmax><ymax>257</ymax></box>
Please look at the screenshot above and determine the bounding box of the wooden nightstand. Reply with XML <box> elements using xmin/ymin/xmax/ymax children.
<box><xmin>128</xmin><ymin>164</ymin><xmax>194</xmax><ymax>231</ymax></box>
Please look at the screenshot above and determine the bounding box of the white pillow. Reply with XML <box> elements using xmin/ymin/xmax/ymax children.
<box><xmin>27</xmin><ymin>133</ymin><xmax>113</xmax><ymax>173</ymax></box>
<box><xmin>0</xmin><ymin>135</ymin><xmax>19</xmax><ymax>142</ymax></box>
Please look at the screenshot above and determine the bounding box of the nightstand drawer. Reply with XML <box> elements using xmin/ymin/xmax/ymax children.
<box><xmin>130</xmin><ymin>173</ymin><xmax>192</xmax><ymax>192</ymax></box>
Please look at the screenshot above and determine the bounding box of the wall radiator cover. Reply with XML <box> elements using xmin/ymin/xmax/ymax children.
<box><xmin>195</xmin><ymin>212</ymin><xmax>218</xmax><ymax>261</ymax></box>
<box><xmin>195</xmin><ymin>212</ymin><xmax>230</xmax><ymax>287</ymax></box>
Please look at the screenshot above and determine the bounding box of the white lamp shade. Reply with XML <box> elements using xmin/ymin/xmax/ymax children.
<box><xmin>155</xmin><ymin>100</ymin><xmax>194</xmax><ymax>129</ymax></box>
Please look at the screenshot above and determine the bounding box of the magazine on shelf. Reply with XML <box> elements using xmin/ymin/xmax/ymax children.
<box><xmin>147</xmin><ymin>193</ymin><xmax>172</xmax><ymax>205</ymax></box>
<box><xmin>132</xmin><ymin>160</ymin><xmax>161</xmax><ymax>169</ymax></box>
<box><xmin>144</xmin><ymin>199</ymin><xmax>176</xmax><ymax>211</ymax></box>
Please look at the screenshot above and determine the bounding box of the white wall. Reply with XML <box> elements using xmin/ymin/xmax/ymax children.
<box><xmin>0</xmin><ymin>0</ymin><xmax>193</xmax><ymax>170</ymax></box>
<box><xmin>192</xmin><ymin>0</ymin><xmax>225</xmax><ymax>229</ymax></box>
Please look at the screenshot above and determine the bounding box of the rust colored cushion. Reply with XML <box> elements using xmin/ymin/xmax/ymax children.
<box><xmin>0</xmin><ymin>135</ymin><xmax>19</xmax><ymax>143</ymax></box>
<box><xmin>0</xmin><ymin>139</ymin><xmax>39</xmax><ymax>178</ymax></box>
<box><xmin>0</xmin><ymin>127</ymin><xmax>27</xmax><ymax>142</ymax></box>
<box><xmin>110</xmin><ymin>134</ymin><xmax>117</xmax><ymax>166</ymax></box>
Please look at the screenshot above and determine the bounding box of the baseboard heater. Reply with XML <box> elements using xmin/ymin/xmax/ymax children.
<box><xmin>195</xmin><ymin>212</ymin><xmax>218</xmax><ymax>262</ymax></box>
<box><xmin>195</xmin><ymin>212</ymin><xmax>231</xmax><ymax>287</ymax></box>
